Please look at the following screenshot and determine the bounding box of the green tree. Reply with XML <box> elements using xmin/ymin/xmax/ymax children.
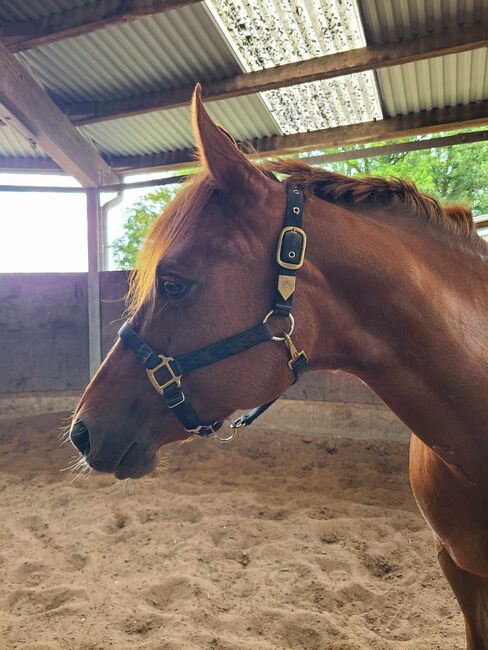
<box><xmin>309</xmin><ymin>133</ymin><xmax>488</xmax><ymax>216</ymax></box>
<box><xmin>112</xmin><ymin>185</ymin><xmax>178</xmax><ymax>270</ymax></box>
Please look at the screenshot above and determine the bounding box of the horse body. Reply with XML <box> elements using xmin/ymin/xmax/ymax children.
<box><xmin>71</xmin><ymin>86</ymin><xmax>488</xmax><ymax>648</ymax></box>
<box><xmin>299</xmin><ymin>185</ymin><xmax>488</xmax><ymax>648</ymax></box>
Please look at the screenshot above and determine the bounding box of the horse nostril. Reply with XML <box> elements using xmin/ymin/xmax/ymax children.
<box><xmin>70</xmin><ymin>419</ymin><xmax>91</xmax><ymax>457</ymax></box>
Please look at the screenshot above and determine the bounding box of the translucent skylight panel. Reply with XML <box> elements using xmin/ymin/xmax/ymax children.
<box><xmin>206</xmin><ymin>0</ymin><xmax>383</xmax><ymax>134</ymax></box>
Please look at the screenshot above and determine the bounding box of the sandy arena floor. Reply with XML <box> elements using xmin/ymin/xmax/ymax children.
<box><xmin>0</xmin><ymin>413</ymin><xmax>465</xmax><ymax>650</ymax></box>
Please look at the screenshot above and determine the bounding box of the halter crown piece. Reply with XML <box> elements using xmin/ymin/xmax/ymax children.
<box><xmin>118</xmin><ymin>183</ymin><xmax>308</xmax><ymax>442</ymax></box>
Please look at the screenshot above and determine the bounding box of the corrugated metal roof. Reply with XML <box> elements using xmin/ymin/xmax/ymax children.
<box><xmin>0</xmin><ymin>0</ymin><xmax>84</xmax><ymax>22</ymax></box>
<box><xmin>81</xmin><ymin>95</ymin><xmax>279</xmax><ymax>156</ymax></box>
<box><xmin>0</xmin><ymin>124</ymin><xmax>48</xmax><ymax>158</ymax></box>
<box><xmin>0</xmin><ymin>0</ymin><xmax>486</xmax><ymax>167</ymax></box>
<box><xmin>359</xmin><ymin>0</ymin><xmax>487</xmax><ymax>44</ymax></box>
<box><xmin>206</xmin><ymin>0</ymin><xmax>383</xmax><ymax>134</ymax></box>
<box><xmin>17</xmin><ymin>4</ymin><xmax>247</xmax><ymax>103</ymax></box>
<box><xmin>378</xmin><ymin>49</ymin><xmax>488</xmax><ymax>116</ymax></box>
<box><xmin>360</xmin><ymin>0</ymin><xmax>488</xmax><ymax>117</ymax></box>
<box><xmin>8</xmin><ymin>1</ymin><xmax>281</xmax><ymax>157</ymax></box>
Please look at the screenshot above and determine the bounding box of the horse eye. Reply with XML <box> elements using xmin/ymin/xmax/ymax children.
<box><xmin>158</xmin><ymin>277</ymin><xmax>188</xmax><ymax>299</ymax></box>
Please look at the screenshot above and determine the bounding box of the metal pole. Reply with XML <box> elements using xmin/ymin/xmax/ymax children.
<box><xmin>86</xmin><ymin>188</ymin><xmax>101</xmax><ymax>378</ymax></box>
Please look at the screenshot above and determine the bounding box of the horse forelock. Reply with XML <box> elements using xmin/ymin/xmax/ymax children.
<box><xmin>261</xmin><ymin>159</ymin><xmax>485</xmax><ymax>250</ymax></box>
<box><xmin>126</xmin><ymin>172</ymin><xmax>214</xmax><ymax>316</ymax></box>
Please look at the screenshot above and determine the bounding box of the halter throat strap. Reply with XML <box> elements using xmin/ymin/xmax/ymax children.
<box><xmin>118</xmin><ymin>183</ymin><xmax>308</xmax><ymax>438</ymax></box>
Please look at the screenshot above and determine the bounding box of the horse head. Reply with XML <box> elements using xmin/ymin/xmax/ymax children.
<box><xmin>70</xmin><ymin>85</ymin><xmax>322</xmax><ymax>478</ymax></box>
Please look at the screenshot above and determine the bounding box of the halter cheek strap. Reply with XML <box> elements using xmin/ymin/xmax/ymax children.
<box><xmin>118</xmin><ymin>320</ymin><xmax>274</xmax><ymax>436</ymax></box>
<box><xmin>118</xmin><ymin>183</ymin><xmax>308</xmax><ymax>439</ymax></box>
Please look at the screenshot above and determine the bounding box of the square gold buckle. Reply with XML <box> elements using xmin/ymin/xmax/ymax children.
<box><xmin>146</xmin><ymin>355</ymin><xmax>182</xmax><ymax>394</ymax></box>
<box><xmin>276</xmin><ymin>226</ymin><xmax>307</xmax><ymax>270</ymax></box>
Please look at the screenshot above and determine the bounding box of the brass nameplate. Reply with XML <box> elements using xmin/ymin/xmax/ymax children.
<box><xmin>278</xmin><ymin>275</ymin><xmax>296</xmax><ymax>301</ymax></box>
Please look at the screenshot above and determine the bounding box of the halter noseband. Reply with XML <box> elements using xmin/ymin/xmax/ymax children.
<box><xmin>118</xmin><ymin>183</ymin><xmax>308</xmax><ymax>440</ymax></box>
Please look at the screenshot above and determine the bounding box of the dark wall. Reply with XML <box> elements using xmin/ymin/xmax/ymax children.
<box><xmin>0</xmin><ymin>272</ymin><xmax>380</xmax><ymax>404</ymax></box>
<box><xmin>0</xmin><ymin>273</ymin><xmax>89</xmax><ymax>393</ymax></box>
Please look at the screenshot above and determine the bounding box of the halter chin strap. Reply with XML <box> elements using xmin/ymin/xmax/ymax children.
<box><xmin>118</xmin><ymin>183</ymin><xmax>308</xmax><ymax>439</ymax></box>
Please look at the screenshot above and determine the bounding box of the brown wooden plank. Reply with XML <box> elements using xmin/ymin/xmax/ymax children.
<box><xmin>0</xmin><ymin>40</ymin><xmax>118</xmax><ymax>186</ymax></box>
<box><xmin>105</xmin><ymin>101</ymin><xmax>488</xmax><ymax>172</ymax></box>
<box><xmin>303</xmin><ymin>129</ymin><xmax>488</xmax><ymax>165</ymax></box>
<box><xmin>249</xmin><ymin>102</ymin><xmax>488</xmax><ymax>156</ymax></box>
<box><xmin>3</xmin><ymin>126</ymin><xmax>488</xmax><ymax>177</ymax></box>
<box><xmin>64</xmin><ymin>23</ymin><xmax>488</xmax><ymax>125</ymax></box>
<box><xmin>2</xmin><ymin>0</ymin><xmax>201</xmax><ymax>52</ymax></box>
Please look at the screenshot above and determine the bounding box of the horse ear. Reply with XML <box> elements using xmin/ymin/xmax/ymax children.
<box><xmin>192</xmin><ymin>84</ymin><xmax>268</xmax><ymax>193</ymax></box>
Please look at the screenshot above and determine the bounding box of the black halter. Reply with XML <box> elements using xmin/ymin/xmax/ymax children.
<box><xmin>118</xmin><ymin>183</ymin><xmax>308</xmax><ymax>439</ymax></box>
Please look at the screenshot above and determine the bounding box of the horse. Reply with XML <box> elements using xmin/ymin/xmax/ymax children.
<box><xmin>70</xmin><ymin>85</ymin><xmax>488</xmax><ymax>648</ymax></box>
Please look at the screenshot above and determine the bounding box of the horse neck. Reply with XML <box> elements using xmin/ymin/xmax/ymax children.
<box><xmin>306</xmin><ymin>196</ymin><xmax>488</xmax><ymax>479</ymax></box>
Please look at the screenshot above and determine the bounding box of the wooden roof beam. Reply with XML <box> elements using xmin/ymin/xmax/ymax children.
<box><xmin>64</xmin><ymin>22</ymin><xmax>488</xmax><ymax>125</ymax></box>
<box><xmin>0</xmin><ymin>40</ymin><xmax>118</xmax><ymax>187</ymax></box>
<box><xmin>1</xmin><ymin>0</ymin><xmax>201</xmax><ymax>53</ymax></box>
<box><xmin>2</xmin><ymin>104</ymin><xmax>487</xmax><ymax>178</ymax></box>
<box><xmin>106</xmin><ymin>101</ymin><xmax>488</xmax><ymax>172</ymax></box>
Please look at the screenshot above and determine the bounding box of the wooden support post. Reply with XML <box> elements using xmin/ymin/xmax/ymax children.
<box><xmin>0</xmin><ymin>40</ymin><xmax>119</xmax><ymax>187</ymax></box>
<box><xmin>86</xmin><ymin>189</ymin><xmax>102</xmax><ymax>378</ymax></box>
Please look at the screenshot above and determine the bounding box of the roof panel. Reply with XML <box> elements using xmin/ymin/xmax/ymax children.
<box><xmin>16</xmin><ymin>4</ymin><xmax>246</xmax><ymax>103</ymax></box>
<box><xmin>360</xmin><ymin>0</ymin><xmax>488</xmax><ymax>117</ymax></box>
<box><xmin>359</xmin><ymin>0</ymin><xmax>487</xmax><ymax>44</ymax></box>
<box><xmin>80</xmin><ymin>94</ymin><xmax>280</xmax><ymax>156</ymax></box>
<box><xmin>206</xmin><ymin>0</ymin><xmax>383</xmax><ymax>133</ymax></box>
<box><xmin>0</xmin><ymin>124</ymin><xmax>48</xmax><ymax>158</ymax></box>
<box><xmin>0</xmin><ymin>0</ymin><xmax>84</xmax><ymax>22</ymax></box>
<box><xmin>377</xmin><ymin>49</ymin><xmax>488</xmax><ymax>117</ymax></box>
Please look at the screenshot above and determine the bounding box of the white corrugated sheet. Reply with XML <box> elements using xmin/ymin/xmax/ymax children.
<box><xmin>360</xmin><ymin>0</ymin><xmax>487</xmax><ymax>44</ymax></box>
<box><xmin>378</xmin><ymin>50</ymin><xmax>488</xmax><ymax>116</ymax></box>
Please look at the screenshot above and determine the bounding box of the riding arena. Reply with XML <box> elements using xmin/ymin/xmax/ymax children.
<box><xmin>0</xmin><ymin>1</ymin><xmax>487</xmax><ymax>649</ymax></box>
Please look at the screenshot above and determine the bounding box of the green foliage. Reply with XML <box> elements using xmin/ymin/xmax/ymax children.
<box><xmin>112</xmin><ymin>185</ymin><xmax>177</xmax><ymax>270</ymax></box>
<box><xmin>308</xmin><ymin>132</ymin><xmax>488</xmax><ymax>216</ymax></box>
<box><xmin>112</xmin><ymin>133</ymin><xmax>488</xmax><ymax>270</ymax></box>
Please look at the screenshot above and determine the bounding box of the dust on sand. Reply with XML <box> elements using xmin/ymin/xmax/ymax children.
<box><xmin>0</xmin><ymin>413</ymin><xmax>464</xmax><ymax>650</ymax></box>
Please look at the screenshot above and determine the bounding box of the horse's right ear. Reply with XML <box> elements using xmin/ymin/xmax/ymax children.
<box><xmin>192</xmin><ymin>84</ymin><xmax>270</xmax><ymax>195</ymax></box>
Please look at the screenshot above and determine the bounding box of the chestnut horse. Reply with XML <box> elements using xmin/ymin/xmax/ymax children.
<box><xmin>71</xmin><ymin>86</ymin><xmax>488</xmax><ymax>648</ymax></box>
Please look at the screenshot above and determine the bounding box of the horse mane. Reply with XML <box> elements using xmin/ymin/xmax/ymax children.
<box><xmin>262</xmin><ymin>159</ymin><xmax>483</xmax><ymax>247</ymax></box>
<box><xmin>127</xmin><ymin>157</ymin><xmax>485</xmax><ymax>314</ymax></box>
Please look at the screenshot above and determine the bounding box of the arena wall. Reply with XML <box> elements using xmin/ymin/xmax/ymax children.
<box><xmin>0</xmin><ymin>272</ymin><xmax>409</xmax><ymax>440</ymax></box>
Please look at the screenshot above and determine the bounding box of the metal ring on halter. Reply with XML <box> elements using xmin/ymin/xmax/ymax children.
<box><xmin>262</xmin><ymin>311</ymin><xmax>295</xmax><ymax>342</ymax></box>
<box><xmin>213</xmin><ymin>418</ymin><xmax>239</xmax><ymax>443</ymax></box>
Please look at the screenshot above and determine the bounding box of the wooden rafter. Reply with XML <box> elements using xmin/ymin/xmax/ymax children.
<box><xmin>1</xmin><ymin>0</ymin><xmax>201</xmax><ymax>53</ymax></box>
<box><xmin>0</xmin><ymin>40</ymin><xmax>118</xmax><ymax>187</ymax></box>
<box><xmin>301</xmin><ymin>130</ymin><xmax>488</xmax><ymax>165</ymax></box>
<box><xmin>1</xmin><ymin>108</ymin><xmax>487</xmax><ymax>177</ymax></box>
<box><xmin>63</xmin><ymin>23</ymin><xmax>488</xmax><ymax>125</ymax></box>
<box><xmin>105</xmin><ymin>101</ymin><xmax>488</xmax><ymax>172</ymax></box>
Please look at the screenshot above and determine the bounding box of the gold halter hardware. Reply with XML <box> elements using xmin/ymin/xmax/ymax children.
<box><xmin>282</xmin><ymin>331</ymin><xmax>308</xmax><ymax>371</ymax></box>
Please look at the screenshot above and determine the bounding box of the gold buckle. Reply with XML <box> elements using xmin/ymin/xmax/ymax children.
<box><xmin>276</xmin><ymin>227</ymin><xmax>307</xmax><ymax>270</ymax></box>
<box><xmin>146</xmin><ymin>355</ymin><xmax>181</xmax><ymax>394</ymax></box>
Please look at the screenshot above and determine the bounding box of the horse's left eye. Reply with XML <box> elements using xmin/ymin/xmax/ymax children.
<box><xmin>158</xmin><ymin>277</ymin><xmax>188</xmax><ymax>299</ymax></box>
